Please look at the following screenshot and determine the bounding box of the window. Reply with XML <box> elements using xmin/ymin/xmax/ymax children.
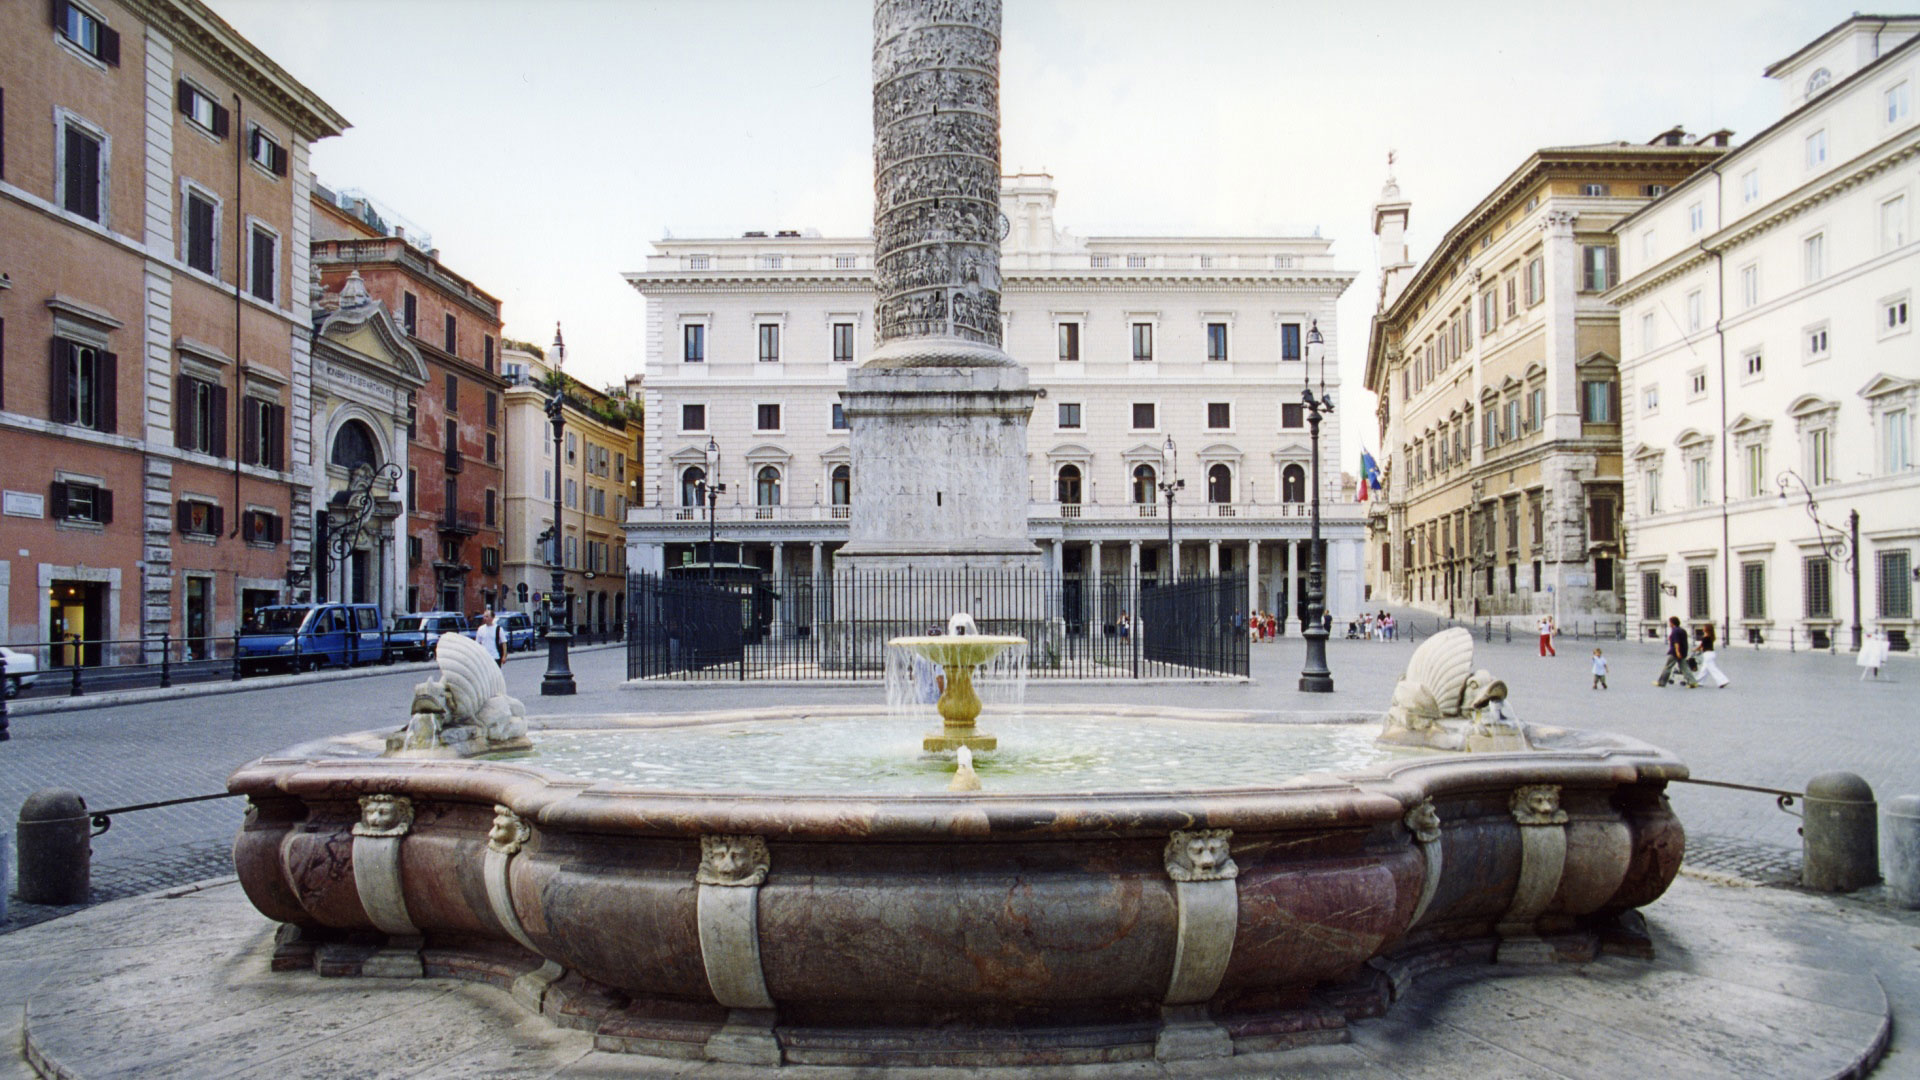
<box><xmin>1207</xmin><ymin>402</ymin><xmax>1231</xmax><ymax>429</ymax></box>
<box><xmin>1582</xmin><ymin>379</ymin><xmax>1616</xmax><ymax>423</ymax></box>
<box><xmin>1505</xmin><ymin>276</ymin><xmax>1517</xmax><ymax>318</ymax></box>
<box><xmin>1641</xmin><ymin>312</ymin><xmax>1656</xmax><ymax>350</ymax></box>
<box><xmin>445</xmin><ymin>372</ymin><xmax>458</xmax><ymax>411</ymax></box>
<box><xmin>242</xmin><ymin>396</ymin><xmax>283</xmax><ymax>469</ymax></box>
<box><xmin>485</xmin><ymin>432</ymin><xmax>496</xmax><ymax>463</ymax></box>
<box><xmin>51</xmin><ymin>480</ymin><xmax>112</xmax><ymax>524</ymax></box>
<box><xmin>1743</xmin><ymin>348</ymin><xmax>1764</xmax><ymax>380</ymax></box>
<box><xmin>1688</xmin><ymin>203</ymin><xmax>1704</xmax><ymax>232</ymax></box>
<box><xmin>444</xmin><ymin>313</ymin><xmax>457</xmax><ymax>355</ymax></box>
<box><xmin>1741</xmin><ymin>170</ymin><xmax>1760</xmax><ymax>203</ymax></box>
<box><xmin>564</xmin><ymin>478</ymin><xmax>575</xmax><ymax>508</ymax></box>
<box><xmin>1480</xmin><ymin>290</ymin><xmax>1498</xmax><ymax>335</ymax></box>
<box><xmin>688</xmin><ymin>254</ymin><xmax>709</xmax><ymax>270</ymax></box>
<box><xmin>484</xmin><ymin>489</ymin><xmax>497</xmax><ymax>526</ymax></box>
<box><xmin>1090</xmin><ymin>254</ymin><xmax>1111</xmax><ymax>269</ymax></box>
<box><xmin>248</xmin><ymin>126</ymin><xmax>287</xmax><ymax>176</ymax></box>
<box><xmin>1281</xmin><ymin>464</ymin><xmax>1306</xmax><ymax>503</ymax></box>
<box><xmin>1688</xmin><ymin>565</ymin><xmax>1711</xmax><ymax>620</ymax></box>
<box><xmin>1206</xmin><ymin>464</ymin><xmax>1232</xmax><ymax>504</ymax></box>
<box><xmin>683</xmin><ymin>324</ymin><xmax>705</xmax><ymax>363</ymax></box>
<box><xmin>1281</xmin><ymin>402</ymin><xmax>1304</xmax><ymax>429</ymax></box>
<box><xmin>1280</xmin><ymin>322</ymin><xmax>1302</xmax><ymax>361</ymax></box>
<box><xmin>686</xmin><ymin>402</ymin><xmax>711</xmax><ymax>435</ymax></box>
<box><xmin>831</xmin><ymin>403</ymin><xmax>847</xmax><ymax>430</ymax></box>
<box><xmin>249</xmin><ymin>225</ymin><xmax>276</xmax><ymax>302</ymax></box>
<box><xmin>1809</xmin><ymin>427</ymin><xmax>1834</xmax><ymax>485</ymax></box>
<box><xmin>1889</xmin><ymin>80</ymin><xmax>1914</xmax><ymax>125</ymax></box>
<box><xmin>1690</xmin><ymin>456</ymin><xmax>1712</xmax><ymax>507</ymax></box>
<box><xmin>1644</xmin><ymin>184</ymin><xmax>1668</xmax><ymax>198</ymax></box>
<box><xmin>1131</xmin><ymin>322</ymin><xmax>1154</xmax><ymax>362</ymax></box>
<box><xmin>1641</xmin><ymin>229</ymin><xmax>1656</xmax><ymax>262</ymax></box>
<box><xmin>1581</xmin><ymin>183</ymin><xmax>1610</xmax><ymax>197</ymax></box>
<box><xmin>1580</xmin><ymin>245</ymin><xmax>1616</xmax><ymax>291</ymax></box>
<box><xmin>485</xmin><ymin>390</ymin><xmax>497</xmax><ymax>428</ymax></box>
<box><xmin>1689</xmin><ymin>368</ymin><xmax>1708</xmax><ymax>399</ymax></box>
<box><xmin>1131</xmin><ymin>464</ymin><xmax>1158</xmax><ymax>504</ymax></box>
<box><xmin>1483</xmin><ymin>409</ymin><xmax>1498</xmax><ymax>449</ymax></box>
<box><xmin>834</xmin><ymin>254</ymin><xmax>856</xmax><ymax>269</ymax></box>
<box><xmin>1686</xmin><ymin>289</ymin><xmax>1703</xmax><ymax>332</ymax></box>
<box><xmin>1526</xmin><ymin>257</ymin><xmax>1544</xmax><ymax>305</ymax></box>
<box><xmin>175</xmin><ymin>374</ymin><xmax>225</xmax><ymax>455</ymax></box>
<box><xmin>832</xmin><ymin>321</ymin><xmax>854</xmax><ymax>363</ymax></box>
<box><xmin>1804</xmin><ymin>556</ymin><xmax>1833</xmax><ymax>619</ymax></box>
<box><xmin>757</xmin><ymin>323</ymin><xmax>780</xmax><ymax>363</ymax></box>
<box><xmin>1057</xmin><ymin>402</ymin><xmax>1081</xmax><ymax>429</ymax></box>
<box><xmin>176</xmin><ymin>81</ymin><xmax>227</xmax><ymax>137</ymax></box>
<box><xmin>679</xmin><ymin>467</ymin><xmax>705</xmax><ymax>506</ymax></box>
<box><xmin>242</xmin><ymin>509</ymin><xmax>280</xmax><ymax>545</ymax></box>
<box><xmin>1745</xmin><ymin>442</ymin><xmax>1767</xmax><ymax>498</ymax></box>
<box><xmin>1506</xmin><ymin>399</ymin><xmax>1522</xmax><ymax>440</ymax></box>
<box><xmin>1531</xmin><ymin>387</ymin><xmax>1546</xmax><ymax>429</ymax></box>
<box><xmin>58</xmin><ymin>117</ymin><xmax>107</xmax><ymax>224</ymax></box>
<box><xmin>56</xmin><ymin>2</ymin><xmax>120</xmax><ymax>64</ymax></box>
<box><xmin>1741</xmin><ymin>561</ymin><xmax>1767</xmax><ymax>620</ymax></box>
<box><xmin>1206</xmin><ymin>322</ymin><xmax>1228</xmax><ymax>361</ymax></box>
<box><xmin>483</xmin><ymin>335</ymin><xmax>494</xmax><ymax>374</ymax></box>
<box><xmin>1127</xmin><ymin>254</ymin><xmax>1146</xmax><ymax>268</ymax></box>
<box><xmin>1884</xmin><ymin>408</ymin><xmax>1911</xmax><ymax>472</ymax></box>
<box><xmin>1885</xmin><ymin>294</ymin><xmax>1911</xmax><ymax>335</ymax></box>
<box><xmin>1643</xmin><ymin>385</ymin><xmax>1659</xmax><ymax>415</ymax></box>
<box><xmin>402</xmin><ymin>293</ymin><xmax>417</xmax><ymax>335</ymax></box>
<box><xmin>1739</xmin><ymin>263</ymin><xmax>1759</xmax><ymax>309</ymax></box>
<box><xmin>757</xmin><ymin>255</ymin><xmax>783</xmax><ymax>270</ymax></box>
<box><xmin>565</xmin><ymin>431</ymin><xmax>575</xmax><ymax>463</ymax></box>
<box><xmin>756</xmin><ymin>403</ymin><xmax>781</xmax><ymax>431</ymax></box>
<box><xmin>1879</xmin><ymin>550</ymin><xmax>1914</xmax><ymax>619</ymax></box>
<box><xmin>755</xmin><ymin>466</ymin><xmax>781</xmax><ymax>506</ymax></box>
<box><xmin>1803</xmin><ymin>233</ymin><xmax>1825</xmax><ymax>283</ymax></box>
<box><xmin>1131</xmin><ymin>402</ymin><xmax>1156</xmax><ymax>430</ymax></box>
<box><xmin>176</xmin><ymin>498</ymin><xmax>219</xmax><ymax>537</ymax></box>
<box><xmin>1883</xmin><ymin>195</ymin><xmax>1909</xmax><ymax>252</ymax></box>
<box><xmin>1642</xmin><ymin>570</ymin><xmax>1662</xmax><ymax>619</ymax></box>
<box><xmin>1644</xmin><ymin>467</ymin><xmax>1662</xmax><ymax>514</ymax></box>
<box><xmin>831</xmin><ymin>465</ymin><xmax>851</xmax><ymax>506</ymax></box>
<box><xmin>1198</xmin><ymin>255</ymin><xmax>1215</xmax><ymax>269</ymax></box>
<box><xmin>184</xmin><ymin>190</ymin><xmax>217</xmax><ymax>274</ymax></box>
<box><xmin>1805</xmin><ymin>129</ymin><xmax>1828</xmax><ymax>170</ymax></box>
<box><xmin>1057</xmin><ymin>322</ymin><xmax>1080</xmax><ymax>362</ymax></box>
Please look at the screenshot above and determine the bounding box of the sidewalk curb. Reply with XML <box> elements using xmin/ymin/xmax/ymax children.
<box><xmin>6</xmin><ymin>643</ymin><xmax>626</xmax><ymax>717</ymax></box>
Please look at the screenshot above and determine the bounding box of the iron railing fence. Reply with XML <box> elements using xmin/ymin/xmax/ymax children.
<box><xmin>626</xmin><ymin>570</ymin><xmax>1250</xmax><ymax>681</ymax></box>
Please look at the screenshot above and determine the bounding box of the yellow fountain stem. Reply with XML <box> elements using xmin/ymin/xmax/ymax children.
<box><xmin>925</xmin><ymin>662</ymin><xmax>997</xmax><ymax>752</ymax></box>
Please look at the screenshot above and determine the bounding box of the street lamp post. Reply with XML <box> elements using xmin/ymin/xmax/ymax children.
<box><xmin>541</xmin><ymin>388</ymin><xmax>576</xmax><ymax>695</ymax></box>
<box><xmin>1159</xmin><ymin>435</ymin><xmax>1184</xmax><ymax>583</ymax></box>
<box><xmin>1776</xmin><ymin>469</ymin><xmax>1860</xmax><ymax>652</ymax></box>
<box><xmin>698</xmin><ymin>437</ymin><xmax>727</xmax><ymax>583</ymax></box>
<box><xmin>1298</xmin><ymin>320</ymin><xmax>1334</xmax><ymax>693</ymax></box>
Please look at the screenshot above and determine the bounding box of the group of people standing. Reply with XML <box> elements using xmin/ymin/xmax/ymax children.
<box><xmin>1246</xmin><ymin>611</ymin><xmax>1282</xmax><ymax>641</ymax></box>
<box><xmin>1654</xmin><ymin>616</ymin><xmax>1731</xmax><ymax>689</ymax></box>
<box><xmin>1346</xmin><ymin>611</ymin><xmax>1396</xmax><ymax>640</ymax></box>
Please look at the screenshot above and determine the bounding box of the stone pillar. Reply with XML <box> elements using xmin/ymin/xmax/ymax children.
<box><xmin>1170</xmin><ymin>539</ymin><xmax>1182</xmax><ymax>584</ymax></box>
<box><xmin>1208</xmin><ymin>539</ymin><xmax>1220</xmax><ymax>578</ymax></box>
<box><xmin>1051</xmin><ymin>538</ymin><xmax>1064</xmax><ymax>578</ymax></box>
<box><xmin>810</xmin><ymin>541</ymin><xmax>824</xmax><ymax>626</ymax></box>
<box><xmin>770</xmin><ymin>543</ymin><xmax>786</xmax><ymax>639</ymax></box>
<box><xmin>1247</xmin><ymin>539</ymin><xmax>1260</xmax><ymax>615</ymax></box>
<box><xmin>1089</xmin><ymin>540</ymin><xmax>1104</xmax><ymax>633</ymax></box>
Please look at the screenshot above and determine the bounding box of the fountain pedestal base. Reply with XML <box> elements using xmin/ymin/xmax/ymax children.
<box><xmin>923</xmin><ymin>730</ymin><xmax>996</xmax><ymax>752</ymax></box>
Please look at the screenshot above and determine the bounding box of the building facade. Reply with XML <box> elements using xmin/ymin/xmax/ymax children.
<box><xmin>0</xmin><ymin>0</ymin><xmax>345</xmax><ymax>655</ymax></box>
<box><xmin>1608</xmin><ymin>17</ymin><xmax>1920</xmax><ymax>650</ymax></box>
<box><xmin>1363</xmin><ymin>138</ymin><xmax>1728</xmax><ymax>624</ymax></box>
<box><xmin>624</xmin><ymin>174</ymin><xmax>1366</xmax><ymax>630</ymax></box>
<box><xmin>501</xmin><ymin>332</ymin><xmax>642</xmax><ymax>635</ymax></box>
<box><xmin>310</xmin><ymin>189</ymin><xmax>508</xmax><ymax>615</ymax></box>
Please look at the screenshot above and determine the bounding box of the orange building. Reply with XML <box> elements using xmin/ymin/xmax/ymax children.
<box><xmin>310</xmin><ymin>191</ymin><xmax>508</xmax><ymax>615</ymax></box>
<box><xmin>0</xmin><ymin>0</ymin><xmax>345</xmax><ymax>657</ymax></box>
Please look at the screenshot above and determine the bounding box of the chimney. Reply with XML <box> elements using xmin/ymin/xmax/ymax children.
<box><xmin>1696</xmin><ymin>129</ymin><xmax>1734</xmax><ymax>148</ymax></box>
<box><xmin>1649</xmin><ymin>126</ymin><xmax>1687</xmax><ymax>147</ymax></box>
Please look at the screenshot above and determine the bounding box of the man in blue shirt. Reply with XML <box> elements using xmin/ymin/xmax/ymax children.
<box><xmin>1655</xmin><ymin>615</ymin><xmax>1698</xmax><ymax>688</ymax></box>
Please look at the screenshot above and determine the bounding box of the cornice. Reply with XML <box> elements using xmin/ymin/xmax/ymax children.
<box><xmin>127</xmin><ymin>0</ymin><xmax>348</xmax><ymax>139</ymax></box>
<box><xmin>626</xmin><ymin>272</ymin><xmax>1356</xmax><ymax>295</ymax></box>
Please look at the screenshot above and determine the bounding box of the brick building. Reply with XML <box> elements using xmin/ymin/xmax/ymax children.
<box><xmin>0</xmin><ymin>0</ymin><xmax>345</xmax><ymax>656</ymax></box>
<box><xmin>310</xmin><ymin>189</ymin><xmax>507</xmax><ymax>614</ymax></box>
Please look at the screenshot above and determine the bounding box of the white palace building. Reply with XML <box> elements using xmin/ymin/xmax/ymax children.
<box><xmin>622</xmin><ymin>174</ymin><xmax>1366</xmax><ymax>632</ymax></box>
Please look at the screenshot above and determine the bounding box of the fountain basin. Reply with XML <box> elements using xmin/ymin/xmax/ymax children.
<box><xmin>230</xmin><ymin>707</ymin><xmax>1686</xmax><ymax>1067</ymax></box>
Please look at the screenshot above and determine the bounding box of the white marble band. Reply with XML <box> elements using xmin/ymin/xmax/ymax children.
<box><xmin>1164</xmin><ymin>877</ymin><xmax>1237</xmax><ymax>1005</ymax></box>
<box><xmin>351</xmin><ymin>834</ymin><xmax>417</xmax><ymax>937</ymax></box>
<box><xmin>483</xmin><ymin>847</ymin><xmax>538</xmax><ymax>954</ymax></box>
<box><xmin>1410</xmin><ymin>837</ymin><xmax>1444</xmax><ymax>927</ymax></box>
<box><xmin>697</xmin><ymin>882</ymin><xmax>774</xmax><ymax>1009</ymax></box>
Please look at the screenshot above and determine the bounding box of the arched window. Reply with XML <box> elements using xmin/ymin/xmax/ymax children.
<box><xmin>1282</xmin><ymin>464</ymin><xmax>1307</xmax><ymax>503</ymax></box>
<box><xmin>756</xmin><ymin>466</ymin><xmax>782</xmax><ymax>506</ymax></box>
<box><xmin>830</xmin><ymin>464</ymin><xmax>851</xmax><ymax>506</ymax></box>
<box><xmin>330</xmin><ymin>420</ymin><xmax>379</xmax><ymax>471</ymax></box>
<box><xmin>680</xmin><ymin>466</ymin><xmax>706</xmax><ymax>507</ymax></box>
<box><xmin>1056</xmin><ymin>464</ymin><xmax>1082</xmax><ymax>505</ymax></box>
<box><xmin>1131</xmin><ymin>464</ymin><xmax>1157</xmax><ymax>504</ymax></box>
<box><xmin>1207</xmin><ymin>463</ymin><xmax>1232</xmax><ymax>504</ymax></box>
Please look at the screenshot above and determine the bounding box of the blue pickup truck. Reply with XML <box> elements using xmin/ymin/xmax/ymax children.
<box><xmin>237</xmin><ymin>603</ymin><xmax>387</xmax><ymax>673</ymax></box>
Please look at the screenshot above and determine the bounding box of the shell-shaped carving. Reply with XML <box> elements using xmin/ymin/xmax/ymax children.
<box><xmin>1405</xmin><ymin>627</ymin><xmax>1476</xmax><ymax>717</ymax></box>
<box><xmin>435</xmin><ymin>632</ymin><xmax>504</xmax><ymax>722</ymax></box>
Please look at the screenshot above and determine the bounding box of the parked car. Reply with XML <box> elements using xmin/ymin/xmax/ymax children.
<box><xmin>388</xmin><ymin>612</ymin><xmax>472</xmax><ymax>661</ymax></box>
<box><xmin>496</xmin><ymin>611</ymin><xmax>538</xmax><ymax>652</ymax></box>
<box><xmin>1</xmin><ymin>646</ymin><xmax>41</xmax><ymax>697</ymax></box>
<box><xmin>237</xmin><ymin>604</ymin><xmax>386</xmax><ymax>673</ymax></box>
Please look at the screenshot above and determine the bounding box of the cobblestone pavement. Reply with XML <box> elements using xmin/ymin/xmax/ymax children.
<box><xmin>3</xmin><ymin>632</ymin><xmax>1912</xmax><ymax>932</ymax></box>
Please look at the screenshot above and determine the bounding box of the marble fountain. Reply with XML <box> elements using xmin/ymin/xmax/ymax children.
<box><xmin>227</xmin><ymin>627</ymin><xmax>1688</xmax><ymax>1068</ymax></box>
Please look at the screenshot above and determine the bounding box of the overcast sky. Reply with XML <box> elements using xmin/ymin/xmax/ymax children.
<box><xmin>219</xmin><ymin>0</ymin><xmax>1867</xmax><ymax>455</ymax></box>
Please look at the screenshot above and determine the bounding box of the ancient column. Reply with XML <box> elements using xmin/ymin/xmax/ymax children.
<box><xmin>836</xmin><ymin>0</ymin><xmax>1042</xmax><ymax>577</ymax></box>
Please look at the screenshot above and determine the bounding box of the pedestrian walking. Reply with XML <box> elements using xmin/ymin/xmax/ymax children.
<box><xmin>476</xmin><ymin>609</ymin><xmax>507</xmax><ymax>667</ymax></box>
<box><xmin>1695</xmin><ymin>623</ymin><xmax>1730</xmax><ymax>688</ymax></box>
<box><xmin>1655</xmin><ymin>616</ymin><xmax>1698</xmax><ymax>688</ymax></box>
<box><xmin>1537</xmin><ymin>615</ymin><xmax>1557</xmax><ymax>657</ymax></box>
<box><xmin>1591</xmin><ymin>648</ymin><xmax>1608</xmax><ymax>690</ymax></box>
<box><xmin>1858</xmin><ymin>630</ymin><xmax>1891</xmax><ymax>680</ymax></box>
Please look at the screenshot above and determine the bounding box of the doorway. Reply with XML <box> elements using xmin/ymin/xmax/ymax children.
<box><xmin>185</xmin><ymin>576</ymin><xmax>212</xmax><ymax>660</ymax></box>
<box><xmin>47</xmin><ymin>580</ymin><xmax>107</xmax><ymax>666</ymax></box>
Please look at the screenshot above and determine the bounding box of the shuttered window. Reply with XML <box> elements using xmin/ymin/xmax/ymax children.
<box><xmin>1687</xmin><ymin>565</ymin><xmax>1711</xmax><ymax>620</ymax></box>
<box><xmin>1879</xmin><ymin>550</ymin><xmax>1913</xmax><ymax>619</ymax></box>
<box><xmin>50</xmin><ymin>338</ymin><xmax>116</xmax><ymax>432</ymax></box>
<box><xmin>1741</xmin><ymin>562</ymin><xmax>1767</xmax><ymax>620</ymax></box>
<box><xmin>62</xmin><ymin>123</ymin><xmax>102</xmax><ymax>221</ymax></box>
<box><xmin>174</xmin><ymin>375</ymin><xmax>226</xmax><ymax>456</ymax></box>
<box><xmin>185</xmin><ymin>192</ymin><xmax>217</xmax><ymax>274</ymax></box>
<box><xmin>1803</xmin><ymin>556</ymin><xmax>1832</xmax><ymax>619</ymax></box>
<box><xmin>50</xmin><ymin>481</ymin><xmax>113</xmax><ymax>524</ymax></box>
<box><xmin>249</xmin><ymin>226</ymin><xmax>276</xmax><ymax>301</ymax></box>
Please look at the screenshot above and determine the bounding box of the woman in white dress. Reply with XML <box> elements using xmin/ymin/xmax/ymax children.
<box><xmin>1696</xmin><ymin>623</ymin><xmax>1730</xmax><ymax>688</ymax></box>
<box><xmin>1858</xmin><ymin>631</ymin><xmax>1891</xmax><ymax>680</ymax></box>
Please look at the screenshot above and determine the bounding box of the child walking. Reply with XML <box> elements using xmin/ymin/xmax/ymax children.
<box><xmin>1590</xmin><ymin>648</ymin><xmax>1608</xmax><ymax>690</ymax></box>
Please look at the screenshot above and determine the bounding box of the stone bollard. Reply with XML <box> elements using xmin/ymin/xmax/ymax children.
<box><xmin>1886</xmin><ymin>794</ymin><xmax>1920</xmax><ymax>910</ymax></box>
<box><xmin>1801</xmin><ymin>772</ymin><xmax>1878</xmax><ymax>893</ymax></box>
<box><xmin>16</xmin><ymin>788</ymin><xmax>90</xmax><ymax>906</ymax></box>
